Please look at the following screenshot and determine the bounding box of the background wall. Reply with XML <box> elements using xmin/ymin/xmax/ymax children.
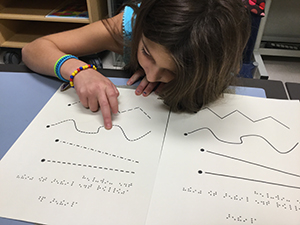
<box><xmin>263</xmin><ymin>0</ymin><xmax>300</xmax><ymax>43</ymax></box>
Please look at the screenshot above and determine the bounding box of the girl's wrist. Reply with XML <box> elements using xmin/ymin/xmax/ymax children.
<box><xmin>69</xmin><ymin>64</ymin><xmax>97</xmax><ymax>88</ymax></box>
<box><xmin>59</xmin><ymin>58</ymin><xmax>83</xmax><ymax>81</ymax></box>
<box><xmin>54</xmin><ymin>55</ymin><xmax>79</xmax><ymax>82</ymax></box>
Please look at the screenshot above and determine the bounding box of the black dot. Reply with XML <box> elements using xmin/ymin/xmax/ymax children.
<box><xmin>46</xmin><ymin>125</ymin><xmax>50</xmax><ymax>128</ymax></box>
<box><xmin>68</xmin><ymin>104</ymin><xmax>71</xmax><ymax>106</ymax></box>
<box><xmin>55</xmin><ymin>139</ymin><xmax>59</xmax><ymax>142</ymax></box>
<box><xmin>184</xmin><ymin>133</ymin><xmax>188</xmax><ymax>136</ymax></box>
<box><xmin>198</xmin><ymin>170</ymin><xmax>203</xmax><ymax>174</ymax></box>
<box><xmin>200</xmin><ymin>148</ymin><xmax>205</xmax><ymax>152</ymax></box>
<box><xmin>41</xmin><ymin>159</ymin><xmax>45</xmax><ymax>162</ymax></box>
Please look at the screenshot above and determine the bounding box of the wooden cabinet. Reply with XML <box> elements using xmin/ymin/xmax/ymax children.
<box><xmin>0</xmin><ymin>0</ymin><xmax>107</xmax><ymax>48</ymax></box>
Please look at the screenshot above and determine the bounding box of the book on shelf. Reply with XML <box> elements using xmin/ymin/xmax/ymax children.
<box><xmin>46</xmin><ymin>1</ymin><xmax>88</xmax><ymax>19</ymax></box>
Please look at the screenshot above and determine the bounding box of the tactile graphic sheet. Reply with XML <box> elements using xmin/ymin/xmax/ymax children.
<box><xmin>0</xmin><ymin>87</ymin><xmax>299</xmax><ymax>225</ymax></box>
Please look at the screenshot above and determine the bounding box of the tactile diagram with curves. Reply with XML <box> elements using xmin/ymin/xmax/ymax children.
<box><xmin>0</xmin><ymin>87</ymin><xmax>171</xmax><ymax>225</ymax></box>
<box><xmin>47</xmin><ymin>105</ymin><xmax>152</xmax><ymax>142</ymax></box>
<box><xmin>41</xmin><ymin>101</ymin><xmax>156</xmax><ymax>176</ymax></box>
<box><xmin>183</xmin><ymin>106</ymin><xmax>300</xmax><ymax>189</ymax></box>
<box><xmin>145</xmin><ymin>94</ymin><xmax>300</xmax><ymax>225</ymax></box>
<box><xmin>41</xmin><ymin>93</ymin><xmax>163</xmax><ymax>177</ymax></box>
<box><xmin>1</xmin><ymin>88</ymin><xmax>300</xmax><ymax>225</ymax></box>
<box><xmin>184</xmin><ymin>107</ymin><xmax>299</xmax><ymax>154</ymax></box>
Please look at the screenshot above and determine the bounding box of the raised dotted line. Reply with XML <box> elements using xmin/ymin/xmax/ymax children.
<box><xmin>55</xmin><ymin>139</ymin><xmax>139</xmax><ymax>164</ymax></box>
<box><xmin>41</xmin><ymin>159</ymin><xmax>135</xmax><ymax>174</ymax></box>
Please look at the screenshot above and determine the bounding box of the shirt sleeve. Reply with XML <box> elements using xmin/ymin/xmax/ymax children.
<box><xmin>123</xmin><ymin>6</ymin><xmax>134</xmax><ymax>43</ymax></box>
<box><xmin>122</xmin><ymin>5</ymin><xmax>137</xmax><ymax>65</ymax></box>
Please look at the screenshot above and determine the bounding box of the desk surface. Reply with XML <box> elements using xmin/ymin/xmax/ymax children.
<box><xmin>0</xmin><ymin>64</ymin><xmax>288</xmax><ymax>98</ymax></box>
<box><xmin>0</xmin><ymin>64</ymin><xmax>289</xmax><ymax>225</ymax></box>
<box><xmin>236</xmin><ymin>78</ymin><xmax>288</xmax><ymax>100</ymax></box>
<box><xmin>286</xmin><ymin>82</ymin><xmax>300</xmax><ymax>100</ymax></box>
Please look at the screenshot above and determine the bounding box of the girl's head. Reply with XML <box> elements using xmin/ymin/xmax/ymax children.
<box><xmin>129</xmin><ymin>0</ymin><xmax>251</xmax><ymax>112</ymax></box>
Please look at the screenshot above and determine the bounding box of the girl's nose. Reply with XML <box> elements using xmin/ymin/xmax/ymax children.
<box><xmin>146</xmin><ymin>67</ymin><xmax>161</xmax><ymax>83</ymax></box>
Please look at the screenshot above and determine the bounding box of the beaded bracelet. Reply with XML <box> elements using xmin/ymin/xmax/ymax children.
<box><xmin>69</xmin><ymin>64</ymin><xmax>97</xmax><ymax>88</ymax></box>
<box><xmin>54</xmin><ymin>54</ymin><xmax>78</xmax><ymax>82</ymax></box>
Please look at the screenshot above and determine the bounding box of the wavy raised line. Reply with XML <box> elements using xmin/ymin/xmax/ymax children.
<box><xmin>201</xmin><ymin>107</ymin><xmax>290</xmax><ymax>129</ymax></box>
<box><xmin>184</xmin><ymin>127</ymin><xmax>298</xmax><ymax>154</ymax></box>
<box><xmin>47</xmin><ymin>119</ymin><xmax>151</xmax><ymax>142</ymax></box>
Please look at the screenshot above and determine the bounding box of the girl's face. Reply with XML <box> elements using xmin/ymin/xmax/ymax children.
<box><xmin>137</xmin><ymin>35</ymin><xmax>176</xmax><ymax>83</ymax></box>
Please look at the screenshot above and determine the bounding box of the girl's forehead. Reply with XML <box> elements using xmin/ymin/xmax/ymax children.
<box><xmin>141</xmin><ymin>35</ymin><xmax>176</xmax><ymax>73</ymax></box>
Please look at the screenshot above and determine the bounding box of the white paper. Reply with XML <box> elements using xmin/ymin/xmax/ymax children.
<box><xmin>146</xmin><ymin>94</ymin><xmax>300</xmax><ymax>225</ymax></box>
<box><xmin>0</xmin><ymin>87</ymin><xmax>170</xmax><ymax>225</ymax></box>
<box><xmin>1</xmin><ymin>88</ymin><xmax>300</xmax><ymax>225</ymax></box>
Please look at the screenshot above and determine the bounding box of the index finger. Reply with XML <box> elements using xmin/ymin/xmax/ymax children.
<box><xmin>98</xmin><ymin>85</ymin><xmax>119</xmax><ymax>130</ymax></box>
<box><xmin>98</xmin><ymin>94</ymin><xmax>113</xmax><ymax>130</ymax></box>
<box><xmin>107</xmin><ymin>84</ymin><xmax>119</xmax><ymax>114</ymax></box>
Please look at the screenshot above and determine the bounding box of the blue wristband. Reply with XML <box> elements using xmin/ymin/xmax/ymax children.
<box><xmin>54</xmin><ymin>55</ymin><xmax>78</xmax><ymax>82</ymax></box>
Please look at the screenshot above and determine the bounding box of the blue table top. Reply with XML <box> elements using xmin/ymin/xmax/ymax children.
<box><xmin>0</xmin><ymin>70</ymin><xmax>266</xmax><ymax>225</ymax></box>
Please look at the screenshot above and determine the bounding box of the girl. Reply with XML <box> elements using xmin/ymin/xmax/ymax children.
<box><xmin>22</xmin><ymin>0</ymin><xmax>251</xmax><ymax>130</ymax></box>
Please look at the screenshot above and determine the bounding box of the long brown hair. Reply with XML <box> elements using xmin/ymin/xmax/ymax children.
<box><xmin>108</xmin><ymin>0</ymin><xmax>251</xmax><ymax>112</ymax></box>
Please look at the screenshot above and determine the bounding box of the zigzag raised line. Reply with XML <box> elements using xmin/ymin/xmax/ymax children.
<box><xmin>201</xmin><ymin>107</ymin><xmax>290</xmax><ymax>129</ymax></box>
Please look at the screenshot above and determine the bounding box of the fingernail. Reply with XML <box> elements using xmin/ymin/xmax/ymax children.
<box><xmin>105</xmin><ymin>123</ymin><xmax>112</xmax><ymax>130</ymax></box>
<box><xmin>127</xmin><ymin>80</ymin><xmax>132</xmax><ymax>85</ymax></box>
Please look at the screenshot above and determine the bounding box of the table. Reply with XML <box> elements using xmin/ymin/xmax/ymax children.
<box><xmin>0</xmin><ymin>64</ymin><xmax>288</xmax><ymax>225</ymax></box>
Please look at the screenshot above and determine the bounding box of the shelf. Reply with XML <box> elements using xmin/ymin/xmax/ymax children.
<box><xmin>0</xmin><ymin>11</ymin><xmax>89</xmax><ymax>23</ymax></box>
<box><xmin>0</xmin><ymin>20</ymin><xmax>83</xmax><ymax>48</ymax></box>
<box><xmin>1</xmin><ymin>33</ymin><xmax>40</xmax><ymax>48</ymax></box>
<box><xmin>0</xmin><ymin>0</ymin><xmax>89</xmax><ymax>23</ymax></box>
<box><xmin>0</xmin><ymin>0</ymin><xmax>108</xmax><ymax>48</ymax></box>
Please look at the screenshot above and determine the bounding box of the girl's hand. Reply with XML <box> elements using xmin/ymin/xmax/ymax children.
<box><xmin>73</xmin><ymin>69</ymin><xmax>119</xmax><ymax>130</ymax></box>
<box><xmin>127</xmin><ymin>69</ymin><xmax>164</xmax><ymax>96</ymax></box>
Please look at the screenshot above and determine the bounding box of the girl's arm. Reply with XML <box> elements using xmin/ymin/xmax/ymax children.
<box><xmin>22</xmin><ymin>12</ymin><xmax>124</xmax><ymax>130</ymax></box>
<box><xmin>22</xmin><ymin>12</ymin><xmax>123</xmax><ymax>77</ymax></box>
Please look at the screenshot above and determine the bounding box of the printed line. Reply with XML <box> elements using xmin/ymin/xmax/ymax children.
<box><xmin>160</xmin><ymin>110</ymin><xmax>172</xmax><ymax>157</ymax></box>
<box><xmin>56</xmin><ymin>139</ymin><xmax>139</xmax><ymax>163</ymax></box>
<box><xmin>205</xmin><ymin>171</ymin><xmax>300</xmax><ymax>190</ymax></box>
<box><xmin>206</xmin><ymin>150</ymin><xmax>300</xmax><ymax>178</ymax></box>
<box><xmin>67</xmin><ymin>101</ymin><xmax>80</xmax><ymax>107</ymax></box>
<box><xmin>41</xmin><ymin>159</ymin><xmax>135</xmax><ymax>175</ymax></box>
<box><xmin>184</xmin><ymin>127</ymin><xmax>298</xmax><ymax>154</ymax></box>
<box><xmin>118</xmin><ymin>107</ymin><xmax>151</xmax><ymax>119</ymax></box>
<box><xmin>47</xmin><ymin>119</ymin><xmax>151</xmax><ymax>142</ymax></box>
<box><xmin>201</xmin><ymin>107</ymin><xmax>290</xmax><ymax>129</ymax></box>
<box><xmin>67</xmin><ymin>104</ymin><xmax>151</xmax><ymax>120</ymax></box>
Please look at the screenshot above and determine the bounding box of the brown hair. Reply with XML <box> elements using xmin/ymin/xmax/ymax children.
<box><xmin>108</xmin><ymin>0</ymin><xmax>250</xmax><ymax>112</ymax></box>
